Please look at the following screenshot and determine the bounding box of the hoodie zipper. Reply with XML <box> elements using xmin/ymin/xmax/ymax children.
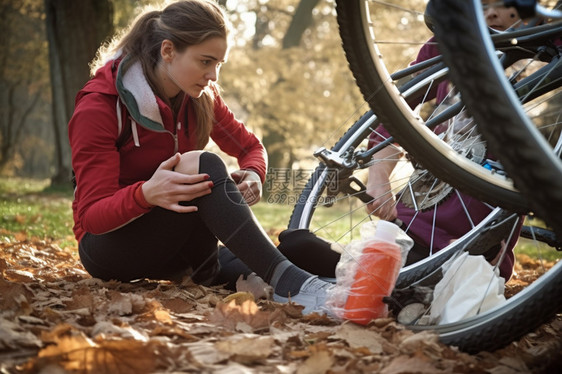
<box><xmin>173</xmin><ymin>121</ymin><xmax>181</xmax><ymax>153</ymax></box>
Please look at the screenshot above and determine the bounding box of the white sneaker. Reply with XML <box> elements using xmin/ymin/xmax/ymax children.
<box><xmin>273</xmin><ymin>276</ymin><xmax>334</xmax><ymax>315</ymax></box>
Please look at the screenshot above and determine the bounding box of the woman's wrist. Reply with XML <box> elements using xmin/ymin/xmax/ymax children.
<box><xmin>242</xmin><ymin>168</ymin><xmax>263</xmax><ymax>183</ymax></box>
<box><xmin>134</xmin><ymin>182</ymin><xmax>155</xmax><ymax>209</ymax></box>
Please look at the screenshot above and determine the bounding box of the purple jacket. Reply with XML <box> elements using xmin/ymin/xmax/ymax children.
<box><xmin>369</xmin><ymin>37</ymin><xmax>515</xmax><ymax>279</ymax></box>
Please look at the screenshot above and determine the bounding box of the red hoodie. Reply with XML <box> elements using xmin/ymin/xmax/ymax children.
<box><xmin>68</xmin><ymin>58</ymin><xmax>267</xmax><ymax>242</ymax></box>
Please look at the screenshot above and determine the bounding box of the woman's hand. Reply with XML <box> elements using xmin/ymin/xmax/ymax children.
<box><xmin>142</xmin><ymin>153</ymin><xmax>213</xmax><ymax>213</ymax></box>
<box><xmin>230</xmin><ymin>169</ymin><xmax>262</xmax><ymax>206</ymax></box>
<box><xmin>365</xmin><ymin>146</ymin><xmax>401</xmax><ymax>221</ymax></box>
<box><xmin>366</xmin><ymin>180</ymin><xmax>398</xmax><ymax>221</ymax></box>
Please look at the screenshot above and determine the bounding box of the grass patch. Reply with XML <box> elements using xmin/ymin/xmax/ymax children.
<box><xmin>0</xmin><ymin>177</ymin><xmax>51</xmax><ymax>194</ymax></box>
<box><xmin>516</xmin><ymin>237</ymin><xmax>561</xmax><ymax>263</ymax></box>
<box><xmin>0</xmin><ymin>177</ymin><xmax>293</xmax><ymax>250</ymax></box>
<box><xmin>0</xmin><ymin>178</ymin><xmax>75</xmax><ymax>249</ymax></box>
<box><xmin>251</xmin><ymin>201</ymin><xmax>292</xmax><ymax>235</ymax></box>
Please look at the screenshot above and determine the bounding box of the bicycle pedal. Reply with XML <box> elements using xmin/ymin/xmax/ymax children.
<box><xmin>383</xmin><ymin>285</ymin><xmax>433</xmax><ymax>316</ymax></box>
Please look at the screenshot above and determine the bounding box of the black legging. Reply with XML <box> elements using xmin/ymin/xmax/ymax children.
<box><xmin>79</xmin><ymin>152</ymin><xmax>283</xmax><ymax>286</ymax></box>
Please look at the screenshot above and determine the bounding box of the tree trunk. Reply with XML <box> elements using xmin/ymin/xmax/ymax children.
<box><xmin>282</xmin><ymin>0</ymin><xmax>321</xmax><ymax>49</ymax></box>
<box><xmin>44</xmin><ymin>0</ymin><xmax>113</xmax><ymax>185</ymax></box>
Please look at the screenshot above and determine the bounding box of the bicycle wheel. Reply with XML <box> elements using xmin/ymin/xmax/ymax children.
<box><xmin>429</xmin><ymin>0</ymin><xmax>562</xmax><ymax>239</ymax></box>
<box><xmin>287</xmin><ymin>106</ymin><xmax>561</xmax><ymax>353</ymax></box>
<box><xmin>334</xmin><ymin>0</ymin><xmax>528</xmax><ymax>213</ymax></box>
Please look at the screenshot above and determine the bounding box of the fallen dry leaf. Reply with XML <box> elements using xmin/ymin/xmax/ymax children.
<box><xmin>296</xmin><ymin>344</ymin><xmax>334</xmax><ymax>374</ymax></box>
<box><xmin>215</xmin><ymin>335</ymin><xmax>275</xmax><ymax>364</ymax></box>
<box><xmin>334</xmin><ymin>322</ymin><xmax>384</xmax><ymax>354</ymax></box>
<box><xmin>0</xmin><ymin>317</ymin><xmax>42</xmax><ymax>349</ymax></box>
<box><xmin>223</xmin><ymin>291</ymin><xmax>256</xmax><ymax>305</ymax></box>
<box><xmin>236</xmin><ymin>272</ymin><xmax>273</xmax><ymax>300</ymax></box>
<box><xmin>381</xmin><ymin>351</ymin><xmax>444</xmax><ymax>374</ymax></box>
<box><xmin>208</xmin><ymin>299</ymin><xmax>286</xmax><ymax>332</ymax></box>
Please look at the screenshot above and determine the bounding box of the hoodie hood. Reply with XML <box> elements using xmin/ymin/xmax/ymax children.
<box><xmin>77</xmin><ymin>56</ymin><xmax>168</xmax><ymax>134</ymax></box>
<box><xmin>115</xmin><ymin>56</ymin><xmax>167</xmax><ymax>133</ymax></box>
<box><xmin>77</xmin><ymin>59</ymin><xmax>120</xmax><ymax>98</ymax></box>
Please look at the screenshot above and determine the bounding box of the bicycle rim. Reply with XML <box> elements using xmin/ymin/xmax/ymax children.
<box><xmin>426</xmin><ymin>0</ymin><xmax>562</xmax><ymax>349</ymax></box>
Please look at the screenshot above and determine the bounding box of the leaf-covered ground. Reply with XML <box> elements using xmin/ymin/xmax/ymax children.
<box><xmin>0</xmin><ymin>238</ymin><xmax>561</xmax><ymax>374</ymax></box>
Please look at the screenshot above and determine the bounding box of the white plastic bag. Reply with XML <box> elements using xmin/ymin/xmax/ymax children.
<box><xmin>429</xmin><ymin>252</ymin><xmax>506</xmax><ymax>324</ymax></box>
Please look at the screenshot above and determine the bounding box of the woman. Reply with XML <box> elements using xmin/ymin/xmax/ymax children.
<box><xmin>68</xmin><ymin>0</ymin><xmax>331</xmax><ymax>314</ymax></box>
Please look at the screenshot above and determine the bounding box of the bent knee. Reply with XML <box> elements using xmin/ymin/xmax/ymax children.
<box><xmin>175</xmin><ymin>151</ymin><xmax>226</xmax><ymax>176</ymax></box>
<box><xmin>175</xmin><ymin>151</ymin><xmax>206</xmax><ymax>175</ymax></box>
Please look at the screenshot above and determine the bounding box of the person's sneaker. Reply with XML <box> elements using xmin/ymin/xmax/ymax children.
<box><xmin>273</xmin><ymin>276</ymin><xmax>334</xmax><ymax>315</ymax></box>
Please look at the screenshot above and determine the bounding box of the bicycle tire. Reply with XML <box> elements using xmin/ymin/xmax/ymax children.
<box><xmin>334</xmin><ymin>0</ymin><xmax>529</xmax><ymax>213</ymax></box>
<box><xmin>429</xmin><ymin>0</ymin><xmax>562</xmax><ymax>239</ymax></box>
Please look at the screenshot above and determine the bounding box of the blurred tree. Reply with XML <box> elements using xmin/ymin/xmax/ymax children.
<box><xmin>112</xmin><ymin>0</ymin><xmax>154</xmax><ymax>30</ymax></box>
<box><xmin>44</xmin><ymin>0</ymin><xmax>113</xmax><ymax>185</ymax></box>
<box><xmin>0</xmin><ymin>0</ymin><xmax>50</xmax><ymax>175</ymax></box>
<box><xmin>220</xmin><ymin>0</ymin><xmax>365</xmax><ymax>188</ymax></box>
<box><xmin>282</xmin><ymin>0</ymin><xmax>321</xmax><ymax>48</ymax></box>
<box><xmin>1</xmin><ymin>0</ymin><xmax>155</xmax><ymax>180</ymax></box>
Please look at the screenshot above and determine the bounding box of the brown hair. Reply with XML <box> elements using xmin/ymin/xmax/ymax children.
<box><xmin>94</xmin><ymin>0</ymin><xmax>229</xmax><ymax>149</ymax></box>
